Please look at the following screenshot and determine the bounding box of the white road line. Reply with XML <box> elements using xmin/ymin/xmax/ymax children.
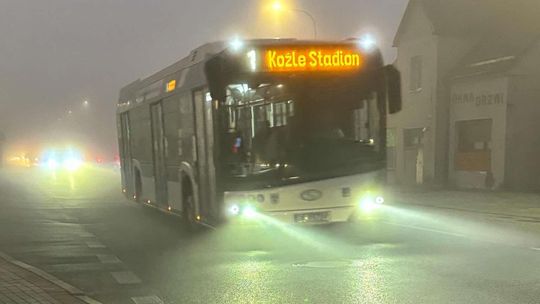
<box><xmin>78</xmin><ymin>232</ymin><xmax>96</xmax><ymax>238</ymax></box>
<box><xmin>85</xmin><ymin>240</ymin><xmax>106</xmax><ymax>249</ymax></box>
<box><xmin>110</xmin><ymin>271</ymin><xmax>142</xmax><ymax>284</ymax></box>
<box><xmin>530</xmin><ymin>247</ymin><xmax>540</xmax><ymax>251</ymax></box>
<box><xmin>382</xmin><ymin>221</ymin><xmax>470</xmax><ymax>238</ymax></box>
<box><xmin>131</xmin><ymin>295</ymin><xmax>165</xmax><ymax>304</ymax></box>
<box><xmin>96</xmin><ymin>254</ymin><xmax>121</xmax><ymax>264</ymax></box>
<box><xmin>77</xmin><ymin>295</ymin><xmax>104</xmax><ymax>304</ymax></box>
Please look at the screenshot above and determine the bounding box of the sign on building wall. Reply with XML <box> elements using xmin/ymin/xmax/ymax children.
<box><xmin>452</xmin><ymin>92</ymin><xmax>504</xmax><ymax>106</ymax></box>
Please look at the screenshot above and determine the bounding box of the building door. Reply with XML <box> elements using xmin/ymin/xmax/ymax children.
<box><xmin>192</xmin><ymin>90</ymin><xmax>216</xmax><ymax>218</ymax></box>
<box><xmin>150</xmin><ymin>101</ymin><xmax>168</xmax><ymax>206</ymax></box>
<box><xmin>455</xmin><ymin>119</ymin><xmax>492</xmax><ymax>188</ymax></box>
<box><xmin>118</xmin><ymin>112</ymin><xmax>132</xmax><ymax>193</ymax></box>
<box><xmin>403</xmin><ymin>128</ymin><xmax>424</xmax><ymax>185</ymax></box>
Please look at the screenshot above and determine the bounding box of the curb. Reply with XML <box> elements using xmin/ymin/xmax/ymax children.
<box><xmin>0</xmin><ymin>251</ymin><xmax>103</xmax><ymax>304</ymax></box>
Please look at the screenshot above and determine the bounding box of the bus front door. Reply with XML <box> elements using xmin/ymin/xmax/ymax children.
<box><xmin>192</xmin><ymin>90</ymin><xmax>216</xmax><ymax>219</ymax></box>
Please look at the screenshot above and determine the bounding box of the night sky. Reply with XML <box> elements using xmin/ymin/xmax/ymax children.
<box><xmin>0</xmin><ymin>0</ymin><xmax>407</xmax><ymax>158</ymax></box>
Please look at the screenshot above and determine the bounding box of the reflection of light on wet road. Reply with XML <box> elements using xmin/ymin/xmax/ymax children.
<box><xmin>26</xmin><ymin>164</ymin><xmax>123</xmax><ymax>201</ymax></box>
<box><xmin>346</xmin><ymin>255</ymin><xmax>390</xmax><ymax>303</ymax></box>
<box><xmin>253</xmin><ymin>213</ymin><xmax>339</xmax><ymax>253</ymax></box>
<box><xmin>382</xmin><ymin>204</ymin><xmax>539</xmax><ymax>249</ymax></box>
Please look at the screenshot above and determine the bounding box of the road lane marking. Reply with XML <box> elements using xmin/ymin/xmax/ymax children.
<box><xmin>78</xmin><ymin>232</ymin><xmax>96</xmax><ymax>238</ymax></box>
<box><xmin>531</xmin><ymin>247</ymin><xmax>540</xmax><ymax>251</ymax></box>
<box><xmin>85</xmin><ymin>240</ymin><xmax>106</xmax><ymax>248</ymax></box>
<box><xmin>96</xmin><ymin>254</ymin><xmax>121</xmax><ymax>264</ymax></box>
<box><xmin>44</xmin><ymin>262</ymin><xmax>116</xmax><ymax>273</ymax></box>
<box><xmin>77</xmin><ymin>295</ymin><xmax>104</xmax><ymax>304</ymax></box>
<box><xmin>110</xmin><ymin>271</ymin><xmax>142</xmax><ymax>284</ymax></box>
<box><xmin>132</xmin><ymin>295</ymin><xmax>165</xmax><ymax>304</ymax></box>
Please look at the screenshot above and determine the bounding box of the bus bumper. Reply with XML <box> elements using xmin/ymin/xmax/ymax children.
<box><xmin>226</xmin><ymin>205</ymin><xmax>358</xmax><ymax>225</ymax></box>
<box><xmin>263</xmin><ymin>205</ymin><xmax>357</xmax><ymax>224</ymax></box>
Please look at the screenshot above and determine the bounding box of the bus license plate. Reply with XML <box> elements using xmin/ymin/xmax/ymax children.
<box><xmin>294</xmin><ymin>212</ymin><xmax>330</xmax><ymax>223</ymax></box>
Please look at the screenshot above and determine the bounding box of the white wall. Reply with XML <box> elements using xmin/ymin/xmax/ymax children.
<box><xmin>389</xmin><ymin>2</ymin><xmax>438</xmax><ymax>184</ymax></box>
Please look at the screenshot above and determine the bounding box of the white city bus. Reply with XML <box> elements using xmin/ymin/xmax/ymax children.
<box><xmin>116</xmin><ymin>39</ymin><xmax>401</xmax><ymax>228</ymax></box>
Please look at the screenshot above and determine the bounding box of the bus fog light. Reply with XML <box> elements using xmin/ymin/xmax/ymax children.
<box><xmin>359</xmin><ymin>197</ymin><xmax>380</xmax><ymax>212</ymax></box>
<box><xmin>229</xmin><ymin>204</ymin><xmax>240</xmax><ymax>216</ymax></box>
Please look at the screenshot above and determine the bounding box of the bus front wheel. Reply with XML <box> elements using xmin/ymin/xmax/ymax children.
<box><xmin>182</xmin><ymin>184</ymin><xmax>200</xmax><ymax>232</ymax></box>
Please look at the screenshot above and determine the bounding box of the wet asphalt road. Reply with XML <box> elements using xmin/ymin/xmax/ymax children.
<box><xmin>0</xmin><ymin>166</ymin><xmax>539</xmax><ymax>304</ymax></box>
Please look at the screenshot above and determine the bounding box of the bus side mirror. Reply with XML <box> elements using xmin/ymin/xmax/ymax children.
<box><xmin>385</xmin><ymin>65</ymin><xmax>402</xmax><ymax>114</ymax></box>
<box><xmin>205</xmin><ymin>56</ymin><xmax>227</xmax><ymax>102</ymax></box>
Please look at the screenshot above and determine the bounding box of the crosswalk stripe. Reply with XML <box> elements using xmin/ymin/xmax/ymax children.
<box><xmin>110</xmin><ymin>271</ymin><xmax>142</xmax><ymax>284</ymax></box>
<box><xmin>131</xmin><ymin>295</ymin><xmax>165</xmax><ymax>304</ymax></box>
<box><xmin>96</xmin><ymin>254</ymin><xmax>121</xmax><ymax>264</ymax></box>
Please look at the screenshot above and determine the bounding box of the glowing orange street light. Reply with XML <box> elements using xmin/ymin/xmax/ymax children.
<box><xmin>271</xmin><ymin>1</ymin><xmax>283</xmax><ymax>11</ymax></box>
<box><xmin>270</xmin><ymin>1</ymin><xmax>317</xmax><ymax>39</ymax></box>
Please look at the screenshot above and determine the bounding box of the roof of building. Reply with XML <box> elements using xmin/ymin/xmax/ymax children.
<box><xmin>450</xmin><ymin>1</ymin><xmax>540</xmax><ymax>78</ymax></box>
<box><xmin>393</xmin><ymin>0</ymin><xmax>503</xmax><ymax>46</ymax></box>
<box><xmin>394</xmin><ymin>0</ymin><xmax>540</xmax><ymax>78</ymax></box>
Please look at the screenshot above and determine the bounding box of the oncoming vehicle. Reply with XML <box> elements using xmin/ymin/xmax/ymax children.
<box><xmin>40</xmin><ymin>148</ymin><xmax>84</xmax><ymax>171</ymax></box>
<box><xmin>116</xmin><ymin>39</ymin><xmax>401</xmax><ymax>228</ymax></box>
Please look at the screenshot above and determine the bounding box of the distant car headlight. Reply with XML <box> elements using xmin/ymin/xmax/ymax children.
<box><xmin>47</xmin><ymin>159</ymin><xmax>58</xmax><ymax>170</ymax></box>
<box><xmin>63</xmin><ymin>158</ymin><xmax>82</xmax><ymax>171</ymax></box>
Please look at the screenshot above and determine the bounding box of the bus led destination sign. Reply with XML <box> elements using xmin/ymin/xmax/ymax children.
<box><xmin>264</xmin><ymin>47</ymin><xmax>363</xmax><ymax>72</ymax></box>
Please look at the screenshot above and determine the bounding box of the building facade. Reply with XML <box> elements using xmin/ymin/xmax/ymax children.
<box><xmin>390</xmin><ymin>0</ymin><xmax>540</xmax><ymax>190</ymax></box>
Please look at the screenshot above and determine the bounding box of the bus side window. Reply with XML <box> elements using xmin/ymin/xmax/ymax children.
<box><xmin>179</xmin><ymin>93</ymin><xmax>195</xmax><ymax>162</ymax></box>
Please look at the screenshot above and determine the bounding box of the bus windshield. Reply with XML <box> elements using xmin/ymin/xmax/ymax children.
<box><xmin>219</xmin><ymin>78</ymin><xmax>384</xmax><ymax>189</ymax></box>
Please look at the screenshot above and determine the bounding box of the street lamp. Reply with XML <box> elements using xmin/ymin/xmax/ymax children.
<box><xmin>271</xmin><ymin>1</ymin><xmax>317</xmax><ymax>39</ymax></box>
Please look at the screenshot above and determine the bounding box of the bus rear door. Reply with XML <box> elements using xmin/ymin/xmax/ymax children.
<box><xmin>150</xmin><ymin>101</ymin><xmax>168</xmax><ymax>206</ymax></box>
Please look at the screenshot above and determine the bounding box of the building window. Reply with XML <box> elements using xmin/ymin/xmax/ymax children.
<box><xmin>409</xmin><ymin>55</ymin><xmax>422</xmax><ymax>91</ymax></box>
<box><xmin>404</xmin><ymin>128</ymin><xmax>423</xmax><ymax>149</ymax></box>
<box><xmin>455</xmin><ymin>119</ymin><xmax>492</xmax><ymax>172</ymax></box>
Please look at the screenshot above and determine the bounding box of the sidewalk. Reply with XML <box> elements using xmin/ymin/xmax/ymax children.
<box><xmin>388</xmin><ymin>187</ymin><xmax>540</xmax><ymax>220</ymax></box>
<box><xmin>0</xmin><ymin>253</ymin><xmax>99</xmax><ymax>304</ymax></box>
